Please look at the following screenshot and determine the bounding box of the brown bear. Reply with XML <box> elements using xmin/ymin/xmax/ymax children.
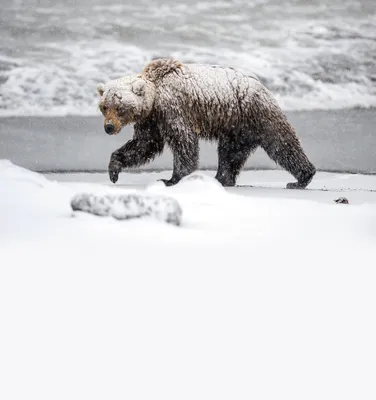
<box><xmin>97</xmin><ymin>58</ymin><xmax>316</xmax><ymax>188</ymax></box>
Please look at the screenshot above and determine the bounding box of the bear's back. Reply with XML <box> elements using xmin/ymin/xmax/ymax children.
<box><xmin>176</xmin><ymin>63</ymin><xmax>259</xmax><ymax>98</ymax></box>
<box><xmin>155</xmin><ymin>62</ymin><xmax>262</xmax><ymax>110</ymax></box>
<box><xmin>185</xmin><ymin>63</ymin><xmax>260</xmax><ymax>87</ymax></box>
<box><xmin>152</xmin><ymin>62</ymin><xmax>263</xmax><ymax>137</ymax></box>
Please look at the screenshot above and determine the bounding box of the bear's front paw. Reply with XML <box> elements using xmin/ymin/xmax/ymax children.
<box><xmin>109</xmin><ymin>169</ymin><xmax>119</xmax><ymax>184</ymax></box>
<box><xmin>108</xmin><ymin>158</ymin><xmax>122</xmax><ymax>184</ymax></box>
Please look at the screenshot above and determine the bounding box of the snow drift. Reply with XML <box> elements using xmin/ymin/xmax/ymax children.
<box><xmin>0</xmin><ymin>160</ymin><xmax>376</xmax><ymax>400</ymax></box>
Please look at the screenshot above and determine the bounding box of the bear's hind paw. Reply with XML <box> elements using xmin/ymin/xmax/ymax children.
<box><xmin>286</xmin><ymin>181</ymin><xmax>307</xmax><ymax>189</ymax></box>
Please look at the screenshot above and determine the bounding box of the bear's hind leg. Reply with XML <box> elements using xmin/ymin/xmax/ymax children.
<box><xmin>161</xmin><ymin>135</ymin><xmax>199</xmax><ymax>186</ymax></box>
<box><xmin>215</xmin><ymin>133</ymin><xmax>259</xmax><ymax>186</ymax></box>
<box><xmin>261</xmin><ymin>126</ymin><xmax>316</xmax><ymax>189</ymax></box>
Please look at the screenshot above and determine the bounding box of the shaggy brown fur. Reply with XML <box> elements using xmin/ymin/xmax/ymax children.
<box><xmin>97</xmin><ymin>58</ymin><xmax>316</xmax><ymax>188</ymax></box>
<box><xmin>141</xmin><ymin>58</ymin><xmax>183</xmax><ymax>82</ymax></box>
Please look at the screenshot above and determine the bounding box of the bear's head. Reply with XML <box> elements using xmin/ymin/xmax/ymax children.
<box><xmin>97</xmin><ymin>75</ymin><xmax>155</xmax><ymax>135</ymax></box>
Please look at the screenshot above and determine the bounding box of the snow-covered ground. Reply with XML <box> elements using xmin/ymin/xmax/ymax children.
<box><xmin>1</xmin><ymin>160</ymin><xmax>376</xmax><ymax>400</ymax></box>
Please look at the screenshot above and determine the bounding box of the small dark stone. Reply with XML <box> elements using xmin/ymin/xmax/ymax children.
<box><xmin>334</xmin><ymin>197</ymin><xmax>349</xmax><ymax>204</ymax></box>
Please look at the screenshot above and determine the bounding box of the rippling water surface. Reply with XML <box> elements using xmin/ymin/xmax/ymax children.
<box><xmin>0</xmin><ymin>0</ymin><xmax>375</xmax><ymax>115</ymax></box>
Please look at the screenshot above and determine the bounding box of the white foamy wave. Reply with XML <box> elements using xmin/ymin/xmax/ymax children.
<box><xmin>0</xmin><ymin>40</ymin><xmax>375</xmax><ymax>116</ymax></box>
<box><xmin>275</xmin><ymin>82</ymin><xmax>376</xmax><ymax>112</ymax></box>
<box><xmin>0</xmin><ymin>42</ymin><xmax>153</xmax><ymax>117</ymax></box>
<box><xmin>1</xmin><ymin>0</ymin><xmax>375</xmax><ymax>116</ymax></box>
<box><xmin>170</xmin><ymin>46</ymin><xmax>376</xmax><ymax>111</ymax></box>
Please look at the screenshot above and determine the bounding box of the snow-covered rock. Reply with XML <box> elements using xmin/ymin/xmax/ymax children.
<box><xmin>71</xmin><ymin>192</ymin><xmax>183</xmax><ymax>226</ymax></box>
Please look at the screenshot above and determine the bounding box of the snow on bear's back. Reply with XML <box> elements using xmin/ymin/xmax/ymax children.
<box><xmin>160</xmin><ymin>63</ymin><xmax>262</xmax><ymax>109</ymax></box>
<box><xmin>187</xmin><ymin>64</ymin><xmax>260</xmax><ymax>92</ymax></box>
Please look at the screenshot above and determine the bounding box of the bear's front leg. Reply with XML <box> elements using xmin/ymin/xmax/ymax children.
<box><xmin>108</xmin><ymin>134</ymin><xmax>165</xmax><ymax>183</ymax></box>
<box><xmin>160</xmin><ymin>135</ymin><xmax>199</xmax><ymax>186</ymax></box>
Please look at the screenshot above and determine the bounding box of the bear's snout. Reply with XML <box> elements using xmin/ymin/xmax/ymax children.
<box><xmin>105</xmin><ymin>123</ymin><xmax>115</xmax><ymax>135</ymax></box>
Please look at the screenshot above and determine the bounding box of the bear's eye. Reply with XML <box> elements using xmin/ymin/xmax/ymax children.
<box><xmin>99</xmin><ymin>104</ymin><xmax>108</xmax><ymax>115</ymax></box>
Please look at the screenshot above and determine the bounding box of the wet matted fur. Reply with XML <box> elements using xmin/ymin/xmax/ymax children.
<box><xmin>97</xmin><ymin>58</ymin><xmax>316</xmax><ymax>188</ymax></box>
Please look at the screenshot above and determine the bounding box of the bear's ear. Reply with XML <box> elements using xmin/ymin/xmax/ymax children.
<box><xmin>97</xmin><ymin>83</ymin><xmax>105</xmax><ymax>97</ymax></box>
<box><xmin>131</xmin><ymin>79</ymin><xmax>145</xmax><ymax>96</ymax></box>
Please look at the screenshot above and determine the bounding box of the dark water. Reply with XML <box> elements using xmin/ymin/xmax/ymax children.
<box><xmin>0</xmin><ymin>0</ymin><xmax>375</xmax><ymax>116</ymax></box>
<box><xmin>1</xmin><ymin>110</ymin><xmax>375</xmax><ymax>173</ymax></box>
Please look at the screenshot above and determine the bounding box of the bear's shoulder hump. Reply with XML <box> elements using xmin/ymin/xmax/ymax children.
<box><xmin>141</xmin><ymin>58</ymin><xmax>183</xmax><ymax>83</ymax></box>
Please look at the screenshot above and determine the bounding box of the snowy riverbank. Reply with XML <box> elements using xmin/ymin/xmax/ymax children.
<box><xmin>1</xmin><ymin>160</ymin><xmax>376</xmax><ymax>400</ymax></box>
